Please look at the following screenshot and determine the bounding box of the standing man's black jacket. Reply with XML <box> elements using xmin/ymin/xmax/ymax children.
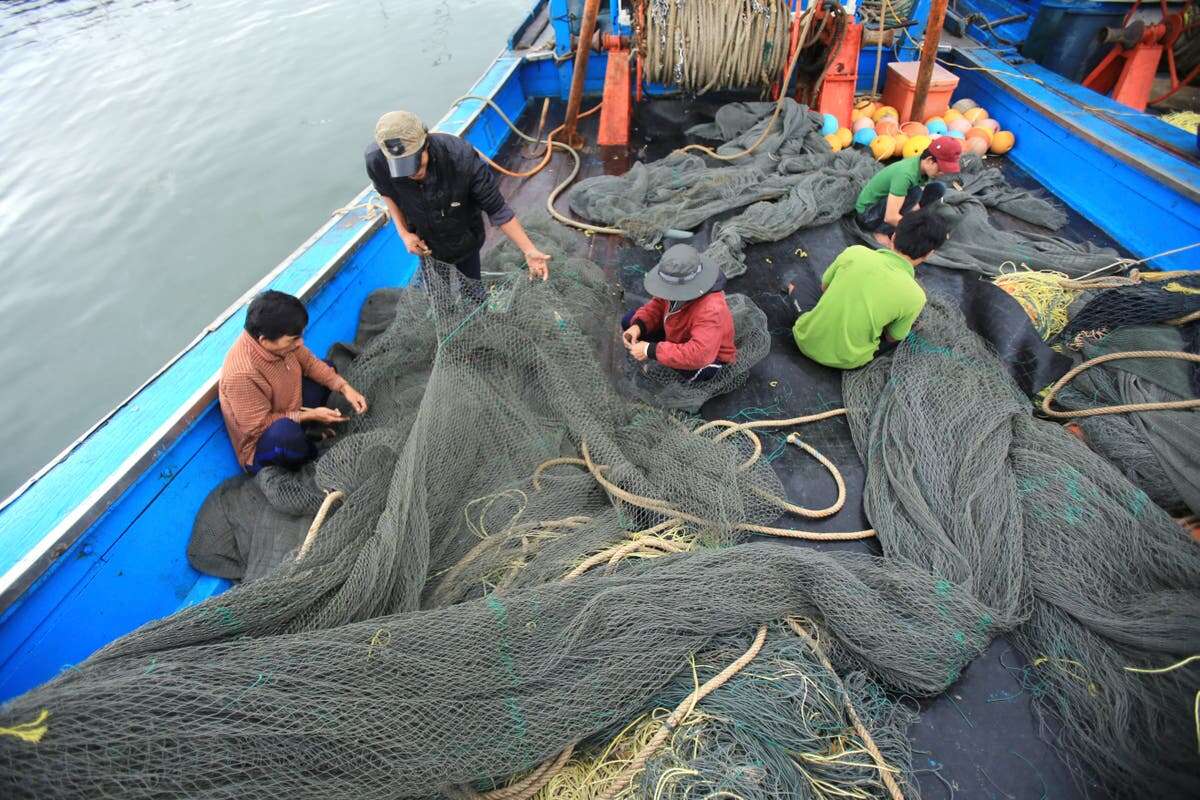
<box><xmin>365</xmin><ymin>133</ymin><xmax>515</xmax><ymax>265</ymax></box>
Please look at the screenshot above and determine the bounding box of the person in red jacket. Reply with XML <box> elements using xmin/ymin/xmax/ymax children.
<box><xmin>621</xmin><ymin>244</ymin><xmax>737</xmax><ymax>382</ymax></box>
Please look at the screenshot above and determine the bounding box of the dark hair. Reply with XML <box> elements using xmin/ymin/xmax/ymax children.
<box><xmin>893</xmin><ymin>206</ymin><xmax>953</xmax><ymax>261</ymax></box>
<box><xmin>918</xmin><ymin>148</ymin><xmax>935</xmax><ymax>163</ymax></box>
<box><xmin>245</xmin><ymin>291</ymin><xmax>308</xmax><ymax>340</ymax></box>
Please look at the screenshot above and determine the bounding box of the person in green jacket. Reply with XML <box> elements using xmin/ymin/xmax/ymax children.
<box><xmin>787</xmin><ymin>208</ymin><xmax>953</xmax><ymax>370</ymax></box>
<box><xmin>855</xmin><ymin>136</ymin><xmax>961</xmax><ymax>246</ymax></box>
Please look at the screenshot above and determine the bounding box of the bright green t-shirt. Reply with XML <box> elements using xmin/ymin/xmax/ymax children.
<box><xmin>854</xmin><ymin>157</ymin><xmax>927</xmax><ymax>214</ymax></box>
<box><xmin>791</xmin><ymin>246</ymin><xmax>926</xmax><ymax>369</ymax></box>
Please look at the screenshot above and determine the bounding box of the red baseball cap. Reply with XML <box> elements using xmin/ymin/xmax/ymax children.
<box><xmin>928</xmin><ymin>136</ymin><xmax>962</xmax><ymax>173</ymax></box>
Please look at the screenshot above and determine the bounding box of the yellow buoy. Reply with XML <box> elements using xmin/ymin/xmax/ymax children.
<box><xmin>825</xmin><ymin>133</ymin><xmax>843</xmax><ymax>152</ymax></box>
<box><xmin>902</xmin><ymin>134</ymin><xmax>932</xmax><ymax>158</ymax></box>
<box><xmin>990</xmin><ymin>130</ymin><xmax>1015</xmax><ymax>154</ymax></box>
<box><xmin>872</xmin><ymin>105</ymin><xmax>899</xmax><ymax>122</ymax></box>
<box><xmin>964</xmin><ymin>107</ymin><xmax>989</xmax><ymax>124</ymax></box>
<box><xmin>944</xmin><ymin>108</ymin><xmax>964</xmax><ymax>124</ymax></box>
<box><xmin>893</xmin><ymin>132</ymin><xmax>909</xmax><ymax>154</ymax></box>
<box><xmin>871</xmin><ymin>134</ymin><xmax>896</xmax><ymax>161</ymax></box>
<box><xmin>836</xmin><ymin>127</ymin><xmax>853</xmax><ymax>148</ymax></box>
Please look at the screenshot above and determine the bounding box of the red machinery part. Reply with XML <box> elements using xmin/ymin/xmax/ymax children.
<box><xmin>1083</xmin><ymin>0</ymin><xmax>1200</xmax><ymax>110</ymax></box>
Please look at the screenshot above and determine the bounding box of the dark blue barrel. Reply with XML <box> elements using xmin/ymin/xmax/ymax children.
<box><xmin>1021</xmin><ymin>1</ymin><xmax>1127</xmax><ymax>83</ymax></box>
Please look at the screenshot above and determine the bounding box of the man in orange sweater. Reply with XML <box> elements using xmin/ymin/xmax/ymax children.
<box><xmin>621</xmin><ymin>244</ymin><xmax>737</xmax><ymax>383</ymax></box>
<box><xmin>219</xmin><ymin>291</ymin><xmax>368</xmax><ymax>474</ymax></box>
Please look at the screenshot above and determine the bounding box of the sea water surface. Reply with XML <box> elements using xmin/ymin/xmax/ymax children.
<box><xmin>0</xmin><ymin>0</ymin><xmax>531</xmax><ymax>496</ymax></box>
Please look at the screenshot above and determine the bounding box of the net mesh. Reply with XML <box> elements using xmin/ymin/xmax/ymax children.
<box><xmin>844</xmin><ymin>296</ymin><xmax>1200</xmax><ymax>797</ymax></box>
<box><xmin>3</xmin><ymin>104</ymin><xmax>1199</xmax><ymax>800</ymax></box>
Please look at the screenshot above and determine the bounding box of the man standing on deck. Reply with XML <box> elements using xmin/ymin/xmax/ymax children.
<box><xmin>365</xmin><ymin>110</ymin><xmax>551</xmax><ymax>286</ymax></box>
<box><xmin>786</xmin><ymin>208</ymin><xmax>952</xmax><ymax>369</ymax></box>
<box><xmin>854</xmin><ymin>136</ymin><xmax>961</xmax><ymax>246</ymax></box>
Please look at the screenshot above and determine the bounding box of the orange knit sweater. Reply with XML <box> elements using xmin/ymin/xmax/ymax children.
<box><xmin>218</xmin><ymin>332</ymin><xmax>347</xmax><ymax>467</ymax></box>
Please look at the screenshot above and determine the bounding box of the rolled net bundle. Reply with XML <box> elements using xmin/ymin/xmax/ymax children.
<box><xmin>0</xmin><ymin>541</ymin><xmax>1003</xmax><ymax>799</ymax></box>
<box><xmin>568</xmin><ymin>100</ymin><xmax>880</xmax><ymax>269</ymax></box>
<box><xmin>843</xmin><ymin>296</ymin><xmax>1200</xmax><ymax>798</ymax></box>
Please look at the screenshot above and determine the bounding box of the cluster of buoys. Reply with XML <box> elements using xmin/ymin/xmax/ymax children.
<box><xmin>827</xmin><ymin>96</ymin><xmax>1016</xmax><ymax>161</ymax></box>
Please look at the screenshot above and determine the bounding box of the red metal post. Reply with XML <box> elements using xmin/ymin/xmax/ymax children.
<box><xmin>910</xmin><ymin>0</ymin><xmax>950</xmax><ymax>124</ymax></box>
<box><xmin>562</xmin><ymin>0</ymin><xmax>603</xmax><ymax>149</ymax></box>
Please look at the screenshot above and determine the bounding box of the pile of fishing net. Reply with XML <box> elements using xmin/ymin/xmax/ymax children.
<box><xmin>568</xmin><ymin>100</ymin><xmax>880</xmax><ymax>278</ymax></box>
<box><xmin>1045</xmin><ymin>324</ymin><xmax>1200</xmax><ymax>517</ymax></box>
<box><xmin>846</xmin><ymin>153</ymin><xmax>1122</xmax><ymax>278</ymax></box>
<box><xmin>845</xmin><ymin>296</ymin><xmax>1200</xmax><ymax>797</ymax></box>
<box><xmin>2</xmin><ymin>232</ymin><xmax>1197</xmax><ymax>798</ymax></box>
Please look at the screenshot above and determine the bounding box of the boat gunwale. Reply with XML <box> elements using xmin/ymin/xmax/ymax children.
<box><xmin>0</xmin><ymin>48</ymin><xmax>527</xmax><ymax>615</ymax></box>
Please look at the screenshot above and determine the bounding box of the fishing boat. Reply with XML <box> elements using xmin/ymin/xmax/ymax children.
<box><xmin>2</xmin><ymin>1</ymin><xmax>1197</xmax><ymax>798</ymax></box>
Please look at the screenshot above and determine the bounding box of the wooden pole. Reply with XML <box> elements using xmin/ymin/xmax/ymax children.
<box><xmin>909</xmin><ymin>0</ymin><xmax>949</xmax><ymax>124</ymax></box>
<box><xmin>562</xmin><ymin>0</ymin><xmax>603</xmax><ymax>149</ymax></box>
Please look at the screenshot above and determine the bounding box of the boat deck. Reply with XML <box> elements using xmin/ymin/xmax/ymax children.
<box><xmin>487</xmin><ymin>98</ymin><xmax>1124</xmax><ymax>799</ymax></box>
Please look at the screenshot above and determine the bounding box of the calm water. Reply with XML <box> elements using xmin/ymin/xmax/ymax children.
<box><xmin>0</xmin><ymin>0</ymin><xmax>530</xmax><ymax>497</ymax></box>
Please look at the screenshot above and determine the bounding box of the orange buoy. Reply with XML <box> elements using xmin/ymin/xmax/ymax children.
<box><xmin>990</xmin><ymin>130</ymin><xmax>1015</xmax><ymax>154</ymax></box>
<box><xmin>964</xmin><ymin>107</ymin><xmax>989</xmax><ymax>124</ymax></box>
<box><xmin>966</xmin><ymin>126</ymin><xmax>993</xmax><ymax>147</ymax></box>
<box><xmin>871</xmin><ymin>134</ymin><xmax>896</xmax><ymax>161</ymax></box>
<box><xmin>965</xmin><ymin>136</ymin><xmax>989</xmax><ymax>156</ymax></box>
<box><xmin>944</xmin><ymin>108</ymin><xmax>964</xmax><ymax>124</ymax></box>
<box><xmin>825</xmin><ymin>133</ymin><xmax>843</xmax><ymax>152</ymax></box>
<box><xmin>872</xmin><ymin>105</ymin><xmax>898</xmax><ymax>122</ymax></box>
<box><xmin>836</xmin><ymin>127</ymin><xmax>853</xmax><ymax>148</ymax></box>
<box><xmin>900</xmin><ymin>121</ymin><xmax>928</xmax><ymax>138</ymax></box>
<box><xmin>902</xmin><ymin>134</ymin><xmax>933</xmax><ymax>158</ymax></box>
<box><xmin>875</xmin><ymin>119</ymin><xmax>900</xmax><ymax>137</ymax></box>
<box><xmin>893</xmin><ymin>132</ymin><xmax>909</xmax><ymax>153</ymax></box>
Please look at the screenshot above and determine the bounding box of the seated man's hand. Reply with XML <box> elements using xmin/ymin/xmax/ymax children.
<box><xmin>622</xmin><ymin>324</ymin><xmax>641</xmax><ymax>347</ymax></box>
<box><xmin>343</xmin><ymin>384</ymin><xmax>369</xmax><ymax>415</ymax></box>
<box><xmin>300</xmin><ymin>407</ymin><xmax>346</xmax><ymax>425</ymax></box>
<box><xmin>628</xmin><ymin>341</ymin><xmax>650</xmax><ymax>362</ymax></box>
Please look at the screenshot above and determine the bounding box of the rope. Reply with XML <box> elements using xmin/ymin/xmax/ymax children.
<box><xmin>1123</xmin><ymin>654</ymin><xmax>1200</xmax><ymax>757</ymax></box>
<box><xmin>642</xmin><ymin>0</ymin><xmax>790</xmax><ymax>93</ymax></box>
<box><xmin>1041</xmin><ymin>351</ymin><xmax>1200</xmax><ymax>419</ymax></box>
<box><xmin>676</xmin><ymin>6</ymin><xmax>816</xmax><ymax>163</ymax></box>
<box><xmin>787</xmin><ymin>620</ymin><xmax>907</xmax><ymax>800</ymax></box>
<box><xmin>296</xmin><ymin>491</ymin><xmax>345</xmax><ymax>561</ymax></box>
<box><xmin>0</xmin><ymin>709</ymin><xmax>49</xmax><ymax>744</ymax></box>
<box><xmin>443</xmin><ymin>94</ymin><xmax>622</xmax><ymax>237</ymax></box>
<box><xmin>595</xmin><ymin>625</ymin><xmax>769</xmax><ymax>800</ymax></box>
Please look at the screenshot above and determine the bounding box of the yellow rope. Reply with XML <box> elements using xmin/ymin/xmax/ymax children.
<box><xmin>0</xmin><ymin>709</ymin><xmax>49</xmax><ymax>744</ymax></box>
<box><xmin>1124</xmin><ymin>655</ymin><xmax>1200</xmax><ymax>756</ymax></box>
<box><xmin>1124</xmin><ymin>654</ymin><xmax>1200</xmax><ymax>675</ymax></box>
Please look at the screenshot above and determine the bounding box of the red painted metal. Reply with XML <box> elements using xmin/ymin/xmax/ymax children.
<box><xmin>1083</xmin><ymin>0</ymin><xmax>1200</xmax><ymax>111</ymax></box>
<box><xmin>816</xmin><ymin>22</ymin><xmax>862</xmax><ymax>129</ymax></box>
<box><xmin>598</xmin><ymin>48</ymin><xmax>632</xmax><ymax>146</ymax></box>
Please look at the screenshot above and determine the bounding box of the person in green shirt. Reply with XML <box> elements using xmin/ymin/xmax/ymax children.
<box><xmin>787</xmin><ymin>208</ymin><xmax>953</xmax><ymax>370</ymax></box>
<box><xmin>855</xmin><ymin>136</ymin><xmax>962</xmax><ymax>246</ymax></box>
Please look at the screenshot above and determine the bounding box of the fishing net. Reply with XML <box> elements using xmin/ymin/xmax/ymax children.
<box><xmin>568</xmin><ymin>100</ymin><xmax>880</xmax><ymax>277</ymax></box>
<box><xmin>843</xmin><ymin>296</ymin><xmax>1200</xmax><ymax>798</ymax></box>
<box><xmin>1059</xmin><ymin>272</ymin><xmax>1200</xmax><ymax>342</ymax></box>
<box><xmin>847</xmin><ymin>154</ymin><xmax>1122</xmax><ymax>278</ymax></box>
<box><xmin>618</xmin><ymin>292</ymin><xmax>771</xmax><ymax>412</ymax></box>
<box><xmin>1050</xmin><ymin>325</ymin><xmax>1200</xmax><ymax>517</ymax></box>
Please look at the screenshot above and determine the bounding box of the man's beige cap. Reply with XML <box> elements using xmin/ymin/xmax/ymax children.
<box><xmin>375</xmin><ymin>111</ymin><xmax>427</xmax><ymax>178</ymax></box>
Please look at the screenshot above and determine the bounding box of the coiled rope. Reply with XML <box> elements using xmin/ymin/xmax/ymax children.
<box><xmin>1041</xmin><ymin>351</ymin><xmax>1200</xmax><ymax>419</ymax></box>
<box><xmin>642</xmin><ymin>0</ymin><xmax>791</xmax><ymax>93</ymax></box>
